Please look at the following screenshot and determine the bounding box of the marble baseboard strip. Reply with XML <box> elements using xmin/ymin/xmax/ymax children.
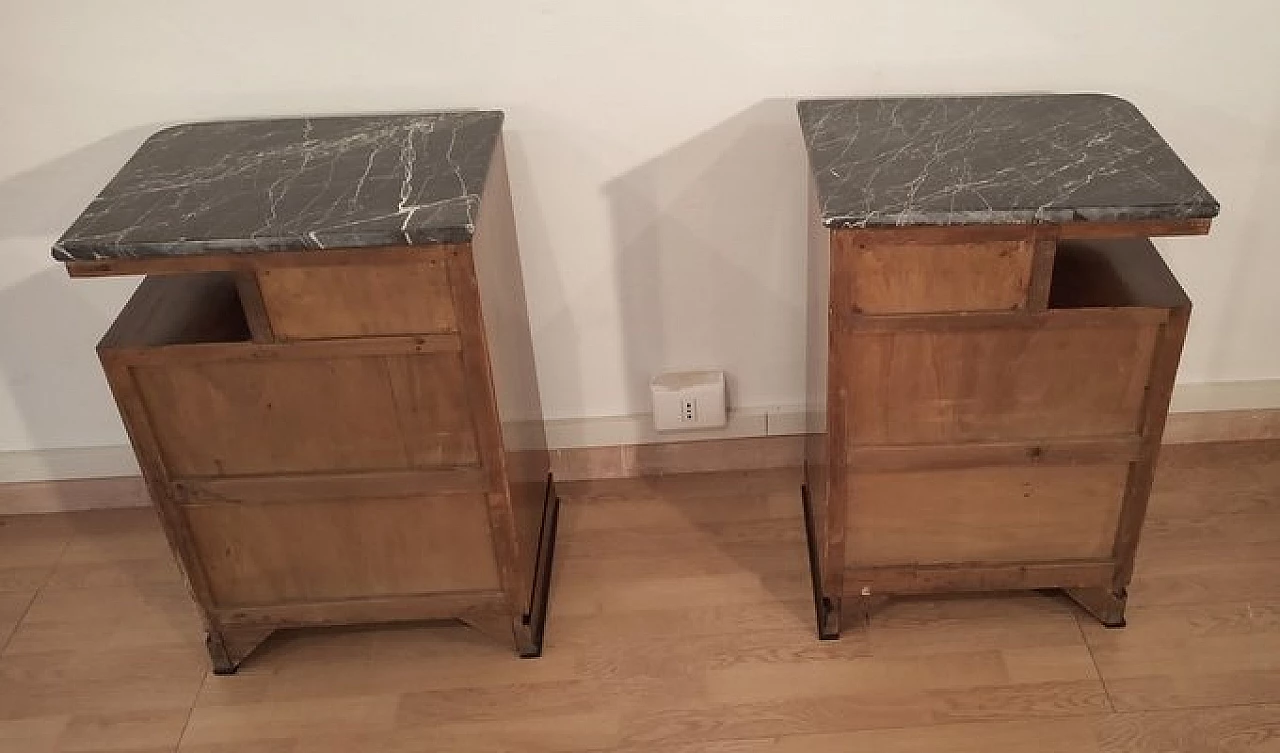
<box><xmin>550</xmin><ymin>409</ymin><xmax>1280</xmax><ymax>482</ymax></box>
<box><xmin>2</xmin><ymin>408</ymin><xmax>1277</xmax><ymax>515</ymax></box>
<box><xmin>1162</xmin><ymin>408</ymin><xmax>1280</xmax><ymax>445</ymax></box>
<box><xmin>0</xmin><ymin>476</ymin><xmax>148</xmax><ymax>515</ymax></box>
<box><xmin>550</xmin><ymin>435</ymin><xmax>804</xmax><ymax>482</ymax></box>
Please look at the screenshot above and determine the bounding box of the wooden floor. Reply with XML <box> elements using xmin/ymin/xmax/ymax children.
<box><xmin>1</xmin><ymin>440</ymin><xmax>1279</xmax><ymax>752</ymax></box>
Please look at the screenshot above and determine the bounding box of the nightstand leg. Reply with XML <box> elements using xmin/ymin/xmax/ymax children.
<box><xmin>802</xmin><ymin>483</ymin><xmax>843</xmax><ymax>640</ymax></box>
<box><xmin>817</xmin><ymin>596</ymin><xmax>842</xmax><ymax>640</ymax></box>
<box><xmin>1065</xmin><ymin>586</ymin><xmax>1128</xmax><ymax>628</ymax></box>
<box><xmin>205</xmin><ymin>633</ymin><xmax>237</xmax><ymax>675</ymax></box>
<box><xmin>205</xmin><ymin>627</ymin><xmax>272</xmax><ymax>675</ymax></box>
<box><xmin>845</xmin><ymin>592</ymin><xmax>872</xmax><ymax>632</ymax></box>
<box><xmin>463</xmin><ymin>487</ymin><xmax>559</xmax><ymax>659</ymax></box>
<box><xmin>517</xmin><ymin>491</ymin><xmax>560</xmax><ymax>658</ymax></box>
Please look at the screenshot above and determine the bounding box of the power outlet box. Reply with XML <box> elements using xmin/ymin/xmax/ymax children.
<box><xmin>651</xmin><ymin>370</ymin><xmax>727</xmax><ymax>432</ymax></box>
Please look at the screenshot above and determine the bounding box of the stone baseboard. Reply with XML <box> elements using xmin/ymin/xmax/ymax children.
<box><xmin>3</xmin><ymin>406</ymin><xmax>1278</xmax><ymax>515</ymax></box>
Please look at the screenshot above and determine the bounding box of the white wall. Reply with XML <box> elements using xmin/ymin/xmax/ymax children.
<box><xmin>1</xmin><ymin>0</ymin><xmax>1278</xmax><ymax>453</ymax></box>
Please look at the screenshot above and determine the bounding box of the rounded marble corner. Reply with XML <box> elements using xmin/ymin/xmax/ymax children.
<box><xmin>144</xmin><ymin>121</ymin><xmax>202</xmax><ymax>142</ymax></box>
<box><xmin>1076</xmin><ymin>92</ymin><xmax>1142</xmax><ymax>113</ymax></box>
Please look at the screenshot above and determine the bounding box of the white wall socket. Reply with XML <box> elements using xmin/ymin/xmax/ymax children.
<box><xmin>651</xmin><ymin>370</ymin><xmax>727</xmax><ymax>432</ymax></box>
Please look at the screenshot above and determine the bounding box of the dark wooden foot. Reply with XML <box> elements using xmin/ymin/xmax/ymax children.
<box><xmin>205</xmin><ymin>627</ymin><xmax>272</xmax><ymax>675</ymax></box>
<box><xmin>818</xmin><ymin>596</ymin><xmax>842</xmax><ymax>640</ymax></box>
<box><xmin>802</xmin><ymin>483</ymin><xmax>842</xmax><ymax>640</ymax></box>
<box><xmin>515</xmin><ymin>620</ymin><xmax>542</xmax><ymax>659</ymax></box>
<box><xmin>459</xmin><ymin>479</ymin><xmax>559</xmax><ymax>658</ymax></box>
<box><xmin>458</xmin><ymin>610</ymin><xmax>518</xmax><ymax>647</ymax></box>
<box><xmin>519</xmin><ymin>480</ymin><xmax>560</xmax><ymax>658</ymax></box>
<box><xmin>206</xmin><ymin>633</ymin><xmax>238</xmax><ymax>675</ymax></box>
<box><xmin>1065</xmin><ymin>586</ymin><xmax>1128</xmax><ymax>628</ymax></box>
<box><xmin>844</xmin><ymin>591</ymin><xmax>872</xmax><ymax>632</ymax></box>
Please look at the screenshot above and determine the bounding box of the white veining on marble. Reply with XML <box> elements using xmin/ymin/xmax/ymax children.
<box><xmin>53</xmin><ymin>110</ymin><xmax>502</xmax><ymax>260</ymax></box>
<box><xmin>798</xmin><ymin>94</ymin><xmax>1218</xmax><ymax>228</ymax></box>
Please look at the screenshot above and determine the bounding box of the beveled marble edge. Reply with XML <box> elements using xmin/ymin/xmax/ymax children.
<box><xmin>51</xmin><ymin>223</ymin><xmax>477</xmax><ymax>261</ymax></box>
<box><xmin>819</xmin><ymin>203</ymin><xmax>1220</xmax><ymax>229</ymax></box>
<box><xmin>52</xmin><ymin>109</ymin><xmax>501</xmax><ymax>261</ymax></box>
<box><xmin>799</xmin><ymin>94</ymin><xmax>1220</xmax><ymax>229</ymax></box>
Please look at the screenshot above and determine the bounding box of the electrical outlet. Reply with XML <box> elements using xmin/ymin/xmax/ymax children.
<box><xmin>651</xmin><ymin>370</ymin><xmax>726</xmax><ymax>431</ymax></box>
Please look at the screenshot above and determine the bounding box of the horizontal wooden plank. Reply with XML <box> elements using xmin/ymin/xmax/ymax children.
<box><xmin>65</xmin><ymin>244</ymin><xmax>462</xmax><ymax>277</ymax></box>
<box><xmin>846</xmin><ymin>464</ymin><xmax>1130</xmax><ymax>565</ymax></box>
<box><xmin>172</xmin><ymin>467</ymin><xmax>487</xmax><ymax>504</ymax></box>
<box><xmin>214</xmin><ymin>590</ymin><xmax>508</xmax><ymax>629</ymax></box>
<box><xmin>844</xmin><ymin>560</ymin><xmax>1115</xmax><ymax>595</ymax></box>
<box><xmin>102</xmin><ymin>333</ymin><xmax>461</xmax><ymax>365</ymax></box>
<box><xmin>837</xmin><ymin>306</ymin><xmax>1168</xmax><ymax>333</ymax></box>
<box><xmin>847</xmin><ymin>436</ymin><xmax>1142</xmax><ymax>471</ymax></box>
<box><xmin>189</xmin><ymin>494</ymin><xmax>501</xmax><ymax>606</ymax></box>
<box><xmin>259</xmin><ymin>260</ymin><xmax>457</xmax><ymax>340</ymax></box>
<box><xmin>835</xmin><ymin>237</ymin><xmax>1034</xmax><ymax>314</ymax></box>
<box><xmin>129</xmin><ymin>350</ymin><xmax>478</xmax><ymax>477</ymax></box>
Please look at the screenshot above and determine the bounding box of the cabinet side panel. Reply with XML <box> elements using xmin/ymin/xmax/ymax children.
<box><xmin>470</xmin><ymin>134</ymin><xmax>550</xmax><ymax>611</ymax></box>
<box><xmin>1114</xmin><ymin>307</ymin><xmax>1191</xmax><ymax>588</ymax></box>
<box><xmin>804</xmin><ymin>178</ymin><xmax>833</xmax><ymax>579</ymax></box>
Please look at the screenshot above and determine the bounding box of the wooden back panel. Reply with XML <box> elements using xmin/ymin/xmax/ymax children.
<box><xmin>256</xmin><ymin>257</ymin><xmax>457</xmax><ymax>339</ymax></box>
<box><xmin>838</xmin><ymin>238</ymin><xmax>1185</xmax><ymax>447</ymax></box>
<box><xmin>132</xmin><ymin>351</ymin><xmax>478</xmax><ymax>477</ymax></box>
<box><xmin>185</xmin><ymin>493</ymin><xmax>500</xmax><ymax>606</ymax></box>
<box><xmin>841</xmin><ymin>313</ymin><xmax>1160</xmax><ymax>445</ymax></box>
<box><xmin>845</xmin><ymin>463</ymin><xmax>1129</xmax><ymax>566</ymax></box>
<box><xmin>804</xmin><ymin>178</ymin><xmax>834</xmax><ymax>582</ymax></box>
<box><xmin>92</xmin><ymin>226</ymin><xmax>546</xmax><ymax>649</ymax></box>
<box><xmin>835</xmin><ymin>233</ymin><xmax>1035</xmax><ymax>314</ymax></box>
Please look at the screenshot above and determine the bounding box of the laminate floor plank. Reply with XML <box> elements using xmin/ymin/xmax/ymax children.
<box><xmin>0</xmin><ymin>440</ymin><xmax>1272</xmax><ymax>752</ymax></box>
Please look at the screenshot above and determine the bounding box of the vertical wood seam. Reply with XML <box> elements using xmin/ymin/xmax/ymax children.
<box><xmin>825</xmin><ymin>228</ymin><xmax>849</xmax><ymax>601</ymax></box>
<box><xmin>445</xmin><ymin>249</ymin><xmax>528</xmax><ymax>619</ymax></box>
<box><xmin>1026</xmin><ymin>229</ymin><xmax>1058</xmax><ymax>312</ymax></box>
<box><xmin>98</xmin><ymin>354</ymin><xmax>222</xmax><ymax>627</ymax></box>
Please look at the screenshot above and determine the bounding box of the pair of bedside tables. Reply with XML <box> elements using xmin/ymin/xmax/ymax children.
<box><xmin>52</xmin><ymin>95</ymin><xmax>1218</xmax><ymax>673</ymax></box>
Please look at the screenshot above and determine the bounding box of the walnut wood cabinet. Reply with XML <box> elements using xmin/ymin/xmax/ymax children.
<box><xmin>797</xmin><ymin>95</ymin><xmax>1219</xmax><ymax>636</ymax></box>
<box><xmin>54</xmin><ymin>112</ymin><xmax>556</xmax><ymax>671</ymax></box>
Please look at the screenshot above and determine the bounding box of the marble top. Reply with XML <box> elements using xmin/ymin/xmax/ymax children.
<box><xmin>797</xmin><ymin>94</ymin><xmax>1218</xmax><ymax>229</ymax></box>
<box><xmin>53</xmin><ymin>111</ymin><xmax>503</xmax><ymax>261</ymax></box>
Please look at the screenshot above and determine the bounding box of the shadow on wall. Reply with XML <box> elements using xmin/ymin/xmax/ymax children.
<box><xmin>503</xmin><ymin>130</ymin><xmax>580</xmax><ymax>435</ymax></box>
<box><xmin>0</xmin><ymin>127</ymin><xmax>157</xmax><ymax>454</ymax></box>
<box><xmin>0</xmin><ymin>126</ymin><xmax>157</xmax><ymax>241</ymax></box>
<box><xmin>605</xmin><ymin>98</ymin><xmax>808</xmax><ymax>417</ymax></box>
<box><xmin>603</xmin><ymin>99</ymin><xmax>812</xmax><ymax>624</ymax></box>
<box><xmin>1132</xmin><ymin>92</ymin><xmax>1275</xmax><ymax>382</ymax></box>
<box><xmin>1210</xmin><ymin>121</ymin><xmax>1280</xmax><ymax>374</ymax></box>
